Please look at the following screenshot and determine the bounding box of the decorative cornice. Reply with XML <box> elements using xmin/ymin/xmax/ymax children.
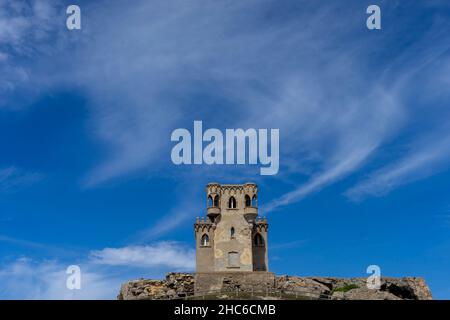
<box><xmin>206</xmin><ymin>182</ymin><xmax>258</xmax><ymax>195</ymax></box>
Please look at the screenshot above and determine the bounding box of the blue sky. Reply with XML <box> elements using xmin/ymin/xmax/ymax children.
<box><xmin>0</xmin><ymin>0</ymin><xmax>450</xmax><ymax>299</ymax></box>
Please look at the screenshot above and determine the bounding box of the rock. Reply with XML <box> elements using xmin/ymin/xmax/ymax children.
<box><xmin>166</xmin><ymin>289</ymin><xmax>177</xmax><ymax>298</ymax></box>
<box><xmin>331</xmin><ymin>291</ymin><xmax>345</xmax><ymax>300</ymax></box>
<box><xmin>335</xmin><ymin>288</ymin><xmax>402</xmax><ymax>300</ymax></box>
<box><xmin>381</xmin><ymin>277</ymin><xmax>432</xmax><ymax>300</ymax></box>
<box><xmin>117</xmin><ymin>273</ymin><xmax>432</xmax><ymax>300</ymax></box>
<box><xmin>275</xmin><ymin>276</ymin><xmax>330</xmax><ymax>298</ymax></box>
<box><xmin>117</xmin><ymin>275</ymin><xmax>195</xmax><ymax>300</ymax></box>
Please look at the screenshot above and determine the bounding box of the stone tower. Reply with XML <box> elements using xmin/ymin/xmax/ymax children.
<box><xmin>194</xmin><ymin>182</ymin><xmax>268</xmax><ymax>273</ymax></box>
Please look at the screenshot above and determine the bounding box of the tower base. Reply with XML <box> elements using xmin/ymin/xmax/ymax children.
<box><xmin>194</xmin><ymin>271</ymin><xmax>275</xmax><ymax>294</ymax></box>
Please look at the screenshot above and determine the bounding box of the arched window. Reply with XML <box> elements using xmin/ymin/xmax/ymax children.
<box><xmin>207</xmin><ymin>195</ymin><xmax>213</xmax><ymax>207</ymax></box>
<box><xmin>213</xmin><ymin>195</ymin><xmax>219</xmax><ymax>207</ymax></box>
<box><xmin>228</xmin><ymin>196</ymin><xmax>236</xmax><ymax>209</ymax></box>
<box><xmin>245</xmin><ymin>195</ymin><xmax>251</xmax><ymax>207</ymax></box>
<box><xmin>254</xmin><ymin>233</ymin><xmax>264</xmax><ymax>246</ymax></box>
<box><xmin>252</xmin><ymin>195</ymin><xmax>257</xmax><ymax>207</ymax></box>
<box><xmin>230</xmin><ymin>227</ymin><xmax>235</xmax><ymax>238</ymax></box>
<box><xmin>201</xmin><ymin>234</ymin><xmax>209</xmax><ymax>246</ymax></box>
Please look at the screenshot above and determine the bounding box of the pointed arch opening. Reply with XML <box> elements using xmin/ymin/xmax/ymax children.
<box><xmin>254</xmin><ymin>233</ymin><xmax>264</xmax><ymax>247</ymax></box>
<box><xmin>252</xmin><ymin>195</ymin><xmax>257</xmax><ymax>207</ymax></box>
<box><xmin>228</xmin><ymin>196</ymin><xmax>237</xmax><ymax>209</ymax></box>
<box><xmin>201</xmin><ymin>234</ymin><xmax>210</xmax><ymax>246</ymax></box>
<box><xmin>245</xmin><ymin>195</ymin><xmax>251</xmax><ymax>207</ymax></box>
<box><xmin>207</xmin><ymin>195</ymin><xmax>213</xmax><ymax>207</ymax></box>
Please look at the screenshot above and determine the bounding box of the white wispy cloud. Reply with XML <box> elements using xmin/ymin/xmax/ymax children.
<box><xmin>269</xmin><ymin>239</ymin><xmax>308</xmax><ymax>251</ymax></box>
<box><xmin>133</xmin><ymin>181</ymin><xmax>204</xmax><ymax>241</ymax></box>
<box><xmin>136</xmin><ymin>201</ymin><xmax>198</xmax><ymax>241</ymax></box>
<box><xmin>0</xmin><ymin>0</ymin><xmax>62</xmax><ymax>107</ymax></box>
<box><xmin>0</xmin><ymin>257</ymin><xmax>119</xmax><ymax>299</ymax></box>
<box><xmin>50</xmin><ymin>0</ymin><xmax>403</xmax><ymax>188</ymax></box>
<box><xmin>0</xmin><ymin>234</ymin><xmax>52</xmax><ymax>250</ymax></box>
<box><xmin>264</xmin><ymin>145</ymin><xmax>378</xmax><ymax>212</ymax></box>
<box><xmin>0</xmin><ymin>240</ymin><xmax>195</xmax><ymax>299</ymax></box>
<box><xmin>346</xmin><ymin>132</ymin><xmax>450</xmax><ymax>201</ymax></box>
<box><xmin>261</xmin><ymin>24</ymin><xmax>450</xmax><ymax>210</ymax></box>
<box><xmin>0</xmin><ymin>166</ymin><xmax>43</xmax><ymax>192</ymax></box>
<box><xmin>72</xmin><ymin>0</ymin><xmax>405</xmax><ymax>214</ymax></box>
<box><xmin>0</xmin><ymin>0</ymin><xmax>53</xmax><ymax>48</ymax></box>
<box><xmin>1</xmin><ymin>1</ymin><xmax>450</xmax><ymax>231</ymax></box>
<box><xmin>89</xmin><ymin>242</ymin><xmax>195</xmax><ymax>271</ymax></box>
<box><xmin>445</xmin><ymin>214</ymin><xmax>450</xmax><ymax>228</ymax></box>
<box><xmin>0</xmin><ymin>234</ymin><xmax>84</xmax><ymax>258</ymax></box>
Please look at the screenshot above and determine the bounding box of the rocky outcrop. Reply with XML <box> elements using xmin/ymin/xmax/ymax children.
<box><xmin>275</xmin><ymin>276</ymin><xmax>330</xmax><ymax>299</ymax></box>
<box><xmin>117</xmin><ymin>273</ymin><xmax>432</xmax><ymax>300</ymax></box>
<box><xmin>117</xmin><ymin>273</ymin><xmax>194</xmax><ymax>300</ymax></box>
<box><xmin>274</xmin><ymin>276</ymin><xmax>432</xmax><ymax>300</ymax></box>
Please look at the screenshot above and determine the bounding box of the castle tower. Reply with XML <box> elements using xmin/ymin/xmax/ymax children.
<box><xmin>194</xmin><ymin>182</ymin><xmax>268</xmax><ymax>273</ymax></box>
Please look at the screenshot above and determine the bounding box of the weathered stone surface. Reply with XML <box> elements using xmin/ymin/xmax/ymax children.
<box><xmin>117</xmin><ymin>273</ymin><xmax>195</xmax><ymax>300</ymax></box>
<box><xmin>275</xmin><ymin>276</ymin><xmax>330</xmax><ymax>298</ymax></box>
<box><xmin>381</xmin><ymin>277</ymin><xmax>433</xmax><ymax>300</ymax></box>
<box><xmin>117</xmin><ymin>273</ymin><xmax>432</xmax><ymax>300</ymax></box>
<box><xmin>306</xmin><ymin>277</ymin><xmax>433</xmax><ymax>300</ymax></box>
<box><xmin>331</xmin><ymin>288</ymin><xmax>402</xmax><ymax>300</ymax></box>
<box><xmin>195</xmin><ymin>271</ymin><xmax>275</xmax><ymax>293</ymax></box>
